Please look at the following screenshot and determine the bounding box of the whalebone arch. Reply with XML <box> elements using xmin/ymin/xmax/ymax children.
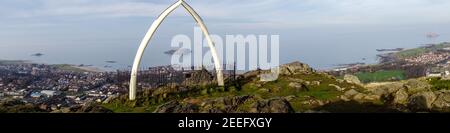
<box><xmin>129</xmin><ymin>0</ymin><xmax>224</xmax><ymax>100</ymax></box>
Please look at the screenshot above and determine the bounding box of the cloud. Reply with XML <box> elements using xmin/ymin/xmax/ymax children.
<box><xmin>1</xmin><ymin>0</ymin><xmax>450</xmax><ymax>28</ymax></box>
<box><xmin>1</xmin><ymin>0</ymin><xmax>171</xmax><ymax>18</ymax></box>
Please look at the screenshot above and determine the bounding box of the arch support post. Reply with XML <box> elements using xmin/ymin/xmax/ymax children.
<box><xmin>129</xmin><ymin>0</ymin><xmax>224</xmax><ymax>100</ymax></box>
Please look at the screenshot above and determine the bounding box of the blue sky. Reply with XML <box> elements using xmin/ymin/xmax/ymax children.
<box><xmin>2</xmin><ymin>0</ymin><xmax>450</xmax><ymax>28</ymax></box>
<box><xmin>1</xmin><ymin>0</ymin><xmax>450</xmax><ymax>69</ymax></box>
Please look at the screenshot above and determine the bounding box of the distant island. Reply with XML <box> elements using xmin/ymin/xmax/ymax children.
<box><xmin>105</xmin><ymin>61</ymin><xmax>117</xmax><ymax>63</ymax></box>
<box><xmin>376</xmin><ymin>48</ymin><xmax>404</xmax><ymax>52</ymax></box>
<box><xmin>164</xmin><ymin>48</ymin><xmax>191</xmax><ymax>55</ymax></box>
<box><xmin>31</xmin><ymin>53</ymin><xmax>44</xmax><ymax>57</ymax></box>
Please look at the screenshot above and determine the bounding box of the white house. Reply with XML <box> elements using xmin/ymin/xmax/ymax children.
<box><xmin>41</xmin><ymin>90</ymin><xmax>61</xmax><ymax>97</ymax></box>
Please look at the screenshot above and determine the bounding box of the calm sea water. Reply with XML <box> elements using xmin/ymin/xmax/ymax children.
<box><xmin>1</xmin><ymin>23</ymin><xmax>449</xmax><ymax>71</ymax></box>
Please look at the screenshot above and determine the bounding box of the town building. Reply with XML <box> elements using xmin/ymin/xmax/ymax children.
<box><xmin>41</xmin><ymin>90</ymin><xmax>61</xmax><ymax>97</ymax></box>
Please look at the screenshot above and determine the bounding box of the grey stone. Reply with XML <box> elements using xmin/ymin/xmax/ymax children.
<box><xmin>408</xmin><ymin>91</ymin><xmax>437</xmax><ymax>110</ymax></box>
<box><xmin>344</xmin><ymin>74</ymin><xmax>362</xmax><ymax>85</ymax></box>
<box><xmin>329</xmin><ymin>84</ymin><xmax>345</xmax><ymax>91</ymax></box>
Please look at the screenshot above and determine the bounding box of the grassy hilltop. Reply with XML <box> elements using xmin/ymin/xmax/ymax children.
<box><xmin>102</xmin><ymin>62</ymin><xmax>392</xmax><ymax>113</ymax></box>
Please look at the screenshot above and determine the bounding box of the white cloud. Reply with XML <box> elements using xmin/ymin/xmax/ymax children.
<box><xmin>1</xmin><ymin>0</ymin><xmax>450</xmax><ymax>28</ymax></box>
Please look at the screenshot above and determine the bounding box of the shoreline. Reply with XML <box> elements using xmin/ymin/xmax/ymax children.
<box><xmin>0</xmin><ymin>59</ymin><xmax>108</xmax><ymax>73</ymax></box>
<box><xmin>60</xmin><ymin>64</ymin><xmax>107</xmax><ymax>73</ymax></box>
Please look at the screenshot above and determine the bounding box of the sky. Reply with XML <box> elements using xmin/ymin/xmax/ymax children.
<box><xmin>1</xmin><ymin>0</ymin><xmax>450</xmax><ymax>69</ymax></box>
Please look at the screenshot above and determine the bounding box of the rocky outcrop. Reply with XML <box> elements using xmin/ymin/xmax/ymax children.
<box><xmin>404</xmin><ymin>79</ymin><xmax>431</xmax><ymax>94</ymax></box>
<box><xmin>155</xmin><ymin>96</ymin><xmax>254</xmax><ymax>113</ymax></box>
<box><xmin>279</xmin><ymin>61</ymin><xmax>314</xmax><ymax>75</ymax></box>
<box><xmin>432</xmin><ymin>90</ymin><xmax>450</xmax><ymax>109</ymax></box>
<box><xmin>249</xmin><ymin>98</ymin><xmax>295</xmax><ymax>113</ymax></box>
<box><xmin>329</xmin><ymin>84</ymin><xmax>345</xmax><ymax>91</ymax></box>
<box><xmin>154</xmin><ymin>101</ymin><xmax>198</xmax><ymax>113</ymax></box>
<box><xmin>344</xmin><ymin>74</ymin><xmax>362</xmax><ymax>85</ymax></box>
<box><xmin>407</xmin><ymin>91</ymin><xmax>437</xmax><ymax>110</ymax></box>
<box><xmin>393</xmin><ymin>88</ymin><xmax>409</xmax><ymax>105</ymax></box>
<box><xmin>74</xmin><ymin>102</ymin><xmax>113</xmax><ymax>113</ymax></box>
<box><xmin>368</xmin><ymin>82</ymin><xmax>404</xmax><ymax>97</ymax></box>
<box><xmin>288</xmin><ymin>82</ymin><xmax>308</xmax><ymax>92</ymax></box>
<box><xmin>154</xmin><ymin>95</ymin><xmax>295</xmax><ymax>113</ymax></box>
<box><xmin>344</xmin><ymin>89</ymin><xmax>359</xmax><ymax>98</ymax></box>
<box><xmin>0</xmin><ymin>99</ymin><xmax>47</xmax><ymax>113</ymax></box>
<box><xmin>301</xmin><ymin>98</ymin><xmax>330</xmax><ymax>107</ymax></box>
<box><xmin>183</xmin><ymin>69</ymin><xmax>215</xmax><ymax>86</ymax></box>
<box><xmin>341</xmin><ymin>89</ymin><xmax>380</xmax><ymax>101</ymax></box>
<box><xmin>358</xmin><ymin>78</ymin><xmax>450</xmax><ymax>112</ymax></box>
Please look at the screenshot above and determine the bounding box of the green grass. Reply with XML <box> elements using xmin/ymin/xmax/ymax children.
<box><xmin>395</xmin><ymin>48</ymin><xmax>428</xmax><ymax>58</ymax></box>
<box><xmin>355</xmin><ymin>70</ymin><xmax>405</xmax><ymax>83</ymax></box>
<box><xmin>394</xmin><ymin>42</ymin><xmax>450</xmax><ymax>59</ymax></box>
<box><xmin>52</xmin><ymin>64</ymin><xmax>88</xmax><ymax>73</ymax></box>
<box><xmin>238</xmin><ymin>73</ymin><xmax>366</xmax><ymax>112</ymax></box>
<box><xmin>102</xmin><ymin>101</ymin><xmax>159</xmax><ymax>113</ymax></box>
<box><xmin>428</xmin><ymin>77</ymin><xmax>450</xmax><ymax>91</ymax></box>
<box><xmin>0</xmin><ymin>60</ymin><xmax>28</xmax><ymax>65</ymax></box>
<box><xmin>102</xmin><ymin>72</ymin><xmax>369</xmax><ymax>113</ymax></box>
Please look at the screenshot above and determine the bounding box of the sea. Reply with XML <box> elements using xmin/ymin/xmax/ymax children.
<box><xmin>1</xmin><ymin>23</ymin><xmax>450</xmax><ymax>71</ymax></box>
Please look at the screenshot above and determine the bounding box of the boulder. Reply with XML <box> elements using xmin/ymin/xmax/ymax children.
<box><xmin>344</xmin><ymin>74</ymin><xmax>362</xmax><ymax>85</ymax></box>
<box><xmin>50</xmin><ymin>110</ymin><xmax>62</xmax><ymax>113</ymax></box>
<box><xmin>182</xmin><ymin>69</ymin><xmax>215</xmax><ymax>86</ymax></box>
<box><xmin>432</xmin><ymin>91</ymin><xmax>450</xmax><ymax>109</ymax></box>
<box><xmin>287</xmin><ymin>77</ymin><xmax>311</xmax><ymax>85</ymax></box>
<box><xmin>304</xmin><ymin>81</ymin><xmax>311</xmax><ymax>86</ymax></box>
<box><xmin>279</xmin><ymin>61</ymin><xmax>314</xmax><ymax>75</ymax></box>
<box><xmin>336</xmin><ymin>79</ymin><xmax>345</xmax><ymax>84</ymax></box>
<box><xmin>353</xmin><ymin>93</ymin><xmax>365</xmax><ymax>100</ymax></box>
<box><xmin>311</xmin><ymin>81</ymin><xmax>321</xmax><ymax>86</ymax></box>
<box><xmin>329</xmin><ymin>84</ymin><xmax>345</xmax><ymax>91</ymax></box>
<box><xmin>363</xmin><ymin>95</ymin><xmax>381</xmax><ymax>101</ymax></box>
<box><xmin>76</xmin><ymin>102</ymin><xmax>113</xmax><ymax>113</ymax></box>
<box><xmin>60</xmin><ymin>107</ymin><xmax>71</xmax><ymax>113</ymax></box>
<box><xmin>155</xmin><ymin>96</ymin><xmax>254</xmax><ymax>113</ymax></box>
<box><xmin>393</xmin><ymin>88</ymin><xmax>409</xmax><ymax>105</ymax></box>
<box><xmin>154</xmin><ymin>101</ymin><xmax>198</xmax><ymax>113</ymax></box>
<box><xmin>250</xmin><ymin>98</ymin><xmax>295</xmax><ymax>113</ymax></box>
<box><xmin>259</xmin><ymin>71</ymin><xmax>279</xmax><ymax>82</ymax></box>
<box><xmin>102</xmin><ymin>95</ymin><xmax>118</xmax><ymax>104</ymax></box>
<box><xmin>404</xmin><ymin>79</ymin><xmax>431</xmax><ymax>94</ymax></box>
<box><xmin>288</xmin><ymin>82</ymin><xmax>308</xmax><ymax>92</ymax></box>
<box><xmin>344</xmin><ymin>89</ymin><xmax>359</xmax><ymax>97</ymax></box>
<box><xmin>301</xmin><ymin>99</ymin><xmax>325</xmax><ymax>106</ymax></box>
<box><xmin>339</xmin><ymin>95</ymin><xmax>351</xmax><ymax>101</ymax></box>
<box><xmin>369</xmin><ymin>82</ymin><xmax>404</xmax><ymax>96</ymax></box>
<box><xmin>408</xmin><ymin>91</ymin><xmax>437</xmax><ymax>110</ymax></box>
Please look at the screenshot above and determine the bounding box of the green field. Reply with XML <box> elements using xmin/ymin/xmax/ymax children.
<box><xmin>395</xmin><ymin>42</ymin><xmax>450</xmax><ymax>58</ymax></box>
<box><xmin>355</xmin><ymin>70</ymin><xmax>406</xmax><ymax>83</ymax></box>
<box><xmin>395</xmin><ymin>48</ymin><xmax>428</xmax><ymax>58</ymax></box>
<box><xmin>0</xmin><ymin>60</ymin><xmax>28</xmax><ymax>65</ymax></box>
<box><xmin>51</xmin><ymin>64</ymin><xmax>88</xmax><ymax>73</ymax></box>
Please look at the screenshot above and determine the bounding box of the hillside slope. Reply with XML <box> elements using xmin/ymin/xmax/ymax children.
<box><xmin>104</xmin><ymin>61</ymin><xmax>424</xmax><ymax>113</ymax></box>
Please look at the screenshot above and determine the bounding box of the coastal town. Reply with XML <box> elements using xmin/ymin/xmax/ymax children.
<box><xmin>0</xmin><ymin>60</ymin><xmax>237</xmax><ymax>112</ymax></box>
<box><xmin>0</xmin><ymin>63</ymin><xmax>124</xmax><ymax>112</ymax></box>
<box><xmin>329</xmin><ymin>42</ymin><xmax>450</xmax><ymax>81</ymax></box>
